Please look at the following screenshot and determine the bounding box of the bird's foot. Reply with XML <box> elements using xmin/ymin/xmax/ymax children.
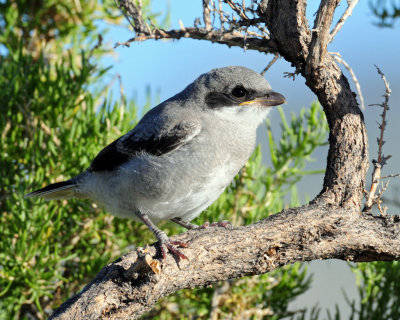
<box><xmin>156</xmin><ymin>219</ymin><xmax>231</xmax><ymax>261</ymax></box>
<box><xmin>198</xmin><ymin>220</ymin><xmax>232</xmax><ymax>229</ymax></box>
<box><xmin>138</xmin><ymin>213</ymin><xmax>189</xmax><ymax>262</ymax></box>
<box><xmin>170</xmin><ymin>218</ymin><xmax>232</xmax><ymax>230</ymax></box>
<box><xmin>158</xmin><ymin>238</ymin><xmax>188</xmax><ymax>261</ymax></box>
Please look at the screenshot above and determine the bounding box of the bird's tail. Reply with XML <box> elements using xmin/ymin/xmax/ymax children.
<box><xmin>25</xmin><ymin>180</ymin><xmax>77</xmax><ymax>200</ymax></box>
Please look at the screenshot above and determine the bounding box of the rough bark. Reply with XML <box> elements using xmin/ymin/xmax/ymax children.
<box><xmin>50</xmin><ymin>0</ymin><xmax>398</xmax><ymax>319</ymax></box>
<box><xmin>50</xmin><ymin>207</ymin><xmax>400</xmax><ymax>319</ymax></box>
<box><xmin>260</xmin><ymin>0</ymin><xmax>368</xmax><ymax>208</ymax></box>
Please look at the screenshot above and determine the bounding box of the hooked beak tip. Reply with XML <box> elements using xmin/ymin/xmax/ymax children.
<box><xmin>239</xmin><ymin>91</ymin><xmax>286</xmax><ymax>107</ymax></box>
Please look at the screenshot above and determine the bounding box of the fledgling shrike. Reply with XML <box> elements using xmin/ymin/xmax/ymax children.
<box><xmin>26</xmin><ymin>66</ymin><xmax>286</xmax><ymax>260</ymax></box>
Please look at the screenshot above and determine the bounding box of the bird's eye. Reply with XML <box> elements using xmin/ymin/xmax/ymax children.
<box><xmin>231</xmin><ymin>86</ymin><xmax>248</xmax><ymax>99</ymax></box>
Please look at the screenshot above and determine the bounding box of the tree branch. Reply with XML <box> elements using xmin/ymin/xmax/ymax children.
<box><xmin>114</xmin><ymin>27</ymin><xmax>274</xmax><ymax>53</ymax></box>
<box><xmin>330</xmin><ymin>0</ymin><xmax>360</xmax><ymax>43</ymax></box>
<box><xmin>261</xmin><ymin>0</ymin><xmax>368</xmax><ymax>208</ymax></box>
<box><xmin>330</xmin><ymin>51</ymin><xmax>365</xmax><ymax>110</ymax></box>
<box><xmin>117</xmin><ymin>0</ymin><xmax>151</xmax><ymax>35</ymax></box>
<box><xmin>364</xmin><ymin>66</ymin><xmax>394</xmax><ymax>213</ymax></box>
<box><xmin>306</xmin><ymin>0</ymin><xmax>340</xmax><ymax>73</ymax></box>
<box><xmin>202</xmin><ymin>0</ymin><xmax>212</xmax><ymax>31</ymax></box>
<box><xmin>50</xmin><ymin>205</ymin><xmax>400</xmax><ymax>319</ymax></box>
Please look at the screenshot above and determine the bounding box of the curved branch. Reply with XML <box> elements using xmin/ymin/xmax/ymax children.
<box><xmin>50</xmin><ymin>206</ymin><xmax>400</xmax><ymax>319</ymax></box>
<box><xmin>260</xmin><ymin>0</ymin><xmax>368</xmax><ymax>208</ymax></box>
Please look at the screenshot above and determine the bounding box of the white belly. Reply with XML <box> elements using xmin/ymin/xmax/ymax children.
<box><xmin>140</xmin><ymin>163</ymin><xmax>236</xmax><ymax>222</ymax></box>
<box><xmin>83</xmin><ymin>160</ymin><xmax>237</xmax><ymax>224</ymax></box>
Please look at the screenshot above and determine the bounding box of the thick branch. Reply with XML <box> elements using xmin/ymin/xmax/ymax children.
<box><xmin>306</xmin><ymin>0</ymin><xmax>340</xmax><ymax>73</ymax></box>
<box><xmin>260</xmin><ymin>0</ymin><xmax>368</xmax><ymax>208</ymax></box>
<box><xmin>50</xmin><ymin>204</ymin><xmax>400</xmax><ymax>319</ymax></box>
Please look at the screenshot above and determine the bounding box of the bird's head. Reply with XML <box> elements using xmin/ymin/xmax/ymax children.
<box><xmin>183</xmin><ymin>66</ymin><xmax>286</xmax><ymax>113</ymax></box>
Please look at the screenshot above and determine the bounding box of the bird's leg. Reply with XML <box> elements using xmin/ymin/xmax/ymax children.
<box><xmin>170</xmin><ymin>217</ymin><xmax>198</xmax><ymax>230</ymax></box>
<box><xmin>138</xmin><ymin>212</ymin><xmax>188</xmax><ymax>261</ymax></box>
<box><xmin>171</xmin><ymin>217</ymin><xmax>232</xmax><ymax>230</ymax></box>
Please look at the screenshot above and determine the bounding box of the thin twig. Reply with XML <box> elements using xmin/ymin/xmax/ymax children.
<box><xmin>376</xmin><ymin>181</ymin><xmax>390</xmax><ymax>215</ymax></box>
<box><xmin>365</xmin><ymin>162</ymin><xmax>382</xmax><ymax>211</ymax></box>
<box><xmin>330</xmin><ymin>52</ymin><xmax>365</xmax><ymax>110</ymax></box>
<box><xmin>329</xmin><ymin>0</ymin><xmax>360</xmax><ymax>42</ymax></box>
<box><xmin>377</xmin><ymin>201</ymin><xmax>388</xmax><ymax>215</ymax></box>
<box><xmin>381</xmin><ymin>174</ymin><xmax>400</xmax><ymax>179</ymax></box>
<box><xmin>117</xmin><ymin>0</ymin><xmax>151</xmax><ymax>35</ymax></box>
<box><xmin>363</xmin><ymin>66</ymin><xmax>393</xmax><ymax>213</ymax></box>
<box><xmin>374</xmin><ymin>65</ymin><xmax>391</xmax><ymax>165</ymax></box>
<box><xmin>178</xmin><ymin>19</ymin><xmax>186</xmax><ymax>31</ymax></box>
<box><xmin>203</xmin><ymin>0</ymin><xmax>212</xmax><ymax>31</ymax></box>
<box><xmin>224</xmin><ymin>0</ymin><xmax>249</xmax><ymax>20</ymax></box>
<box><xmin>115</xmin><ymin>0</ymin><xmax>135</xmax><ymax>31</ymax></box>
<box><xmin>261</xmin><ymin>53</ymin><xmax>279</xmax><ymax>76</ymax></box>
<box><xmin>228</xmin><ymin>17</ymin><xmax>265</xmax><ymax>27</ymax></box>
<box><xmin>245</xmin><ymin>29</ymin><xmax>264</xmax><ymax>38</ymax></box>
<box><xmin>283</xmin><ymin>71</ymin><xmax>299</xmax><ymax>81</ymax></box>
<box><xmin>218</xmin><ymin>0</ymin><xmax>226</xmax><ymax>29</ymax></box>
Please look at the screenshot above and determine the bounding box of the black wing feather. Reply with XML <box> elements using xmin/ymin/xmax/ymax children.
<box><xmin>88</xmin><ymin>123</ymin><xmax>199</xmax><ymax>172</ymax></box>
<box><xmin>88</xmin><ymin>138</ymin><xmax>129</xmax><ymax>172</ymax></box>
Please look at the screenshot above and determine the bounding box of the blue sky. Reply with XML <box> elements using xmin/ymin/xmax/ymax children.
<box><xmin>101</xmin><ymin>1</ymin><xmax>400</xmax><ymax>315</ymax></box>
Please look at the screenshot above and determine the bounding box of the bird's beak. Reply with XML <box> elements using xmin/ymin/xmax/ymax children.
<box><xmin>239</xmin><ymin>91</ymin><xmax>286</xmax><ymax>107</ymax></box>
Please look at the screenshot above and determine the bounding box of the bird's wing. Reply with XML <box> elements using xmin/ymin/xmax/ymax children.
<box><xmin>88</xmin><ymin>121</ymin><xmax>201</xmax><ymax>172</ymax></box>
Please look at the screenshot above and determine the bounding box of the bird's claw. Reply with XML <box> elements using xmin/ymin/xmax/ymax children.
<box><xmin>198</xmin><ymin>220</ymin><xmax>232</xmax><ymax>229</ymax></box>
<box><xmin>212</xmin><ymin>220</ymin><xmax>232</xmax><ymax>228</ymax></box>
<box><xmin>158</xmin><ymin>240</ymin><xmax>188</xmax><ymax>261</ymax></box>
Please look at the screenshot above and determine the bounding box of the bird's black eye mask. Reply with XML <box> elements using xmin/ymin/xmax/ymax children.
<box><xmin>205</xmin><ymin>85</ymin><xmax>256</xmax><ymax>109</ymax></box>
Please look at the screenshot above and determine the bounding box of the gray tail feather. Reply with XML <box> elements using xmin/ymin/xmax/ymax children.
<box><xmin>25</xmin><ymin>180</ymin><xmax>77</xmax><ymax>200</ymax></box>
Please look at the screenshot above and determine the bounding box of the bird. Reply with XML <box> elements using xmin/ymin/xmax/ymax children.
<box><xmin>25</xmin><ymin>66</ymin><xmax>286</xmax><ymax>261</ymax></box>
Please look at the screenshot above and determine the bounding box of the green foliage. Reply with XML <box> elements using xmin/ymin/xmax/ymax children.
<box><xmin>0</xmin><ymin>43</ymin><xmax>144</xmax><ymax>319</ymax></box>
<box><xmin>369</xmin><ymin>0</ymin><xmax>400</xmax><ymax>28</ymax></box>
<box><xmin>346</xmin><ymin>261</ymin><xmax>400</xmax><ymax>319</ymax></box>
<box><xmin>0</xmin><ymin>0</ymin><xmax>122</xmax><ymax>60</ymax></box>
<box><xmin>324</xmin><ymin>261</ymin><xmax>400</xmax><ymax>320</ymax></box>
